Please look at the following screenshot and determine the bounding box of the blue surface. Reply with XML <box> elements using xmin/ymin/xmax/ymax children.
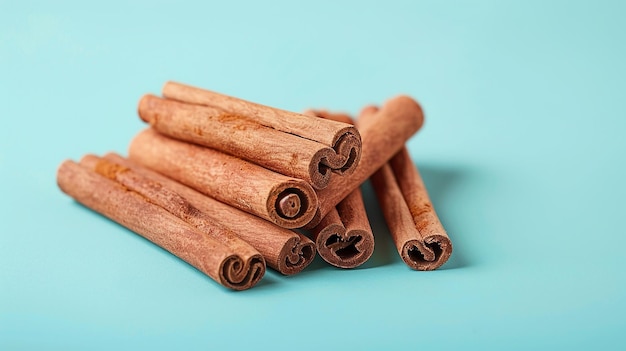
<box><xmin>1</xmin><ymin>0</ymin><xmax>625</xmax><ymax>349</ymax></box>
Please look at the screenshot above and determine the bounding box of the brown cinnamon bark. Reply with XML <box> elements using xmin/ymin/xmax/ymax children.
<box><xmin>310</xmin><ymin>188</ymin><xmax>374</xmax><ymax>268</ymax></box>
<box><xmin>304</xmin><ymin>95</ymin><xmax>425</xmax><ymax>228</ymax></box>
<box><xmin>305</xmin><ymin>110</ymin><xmax>374</xmax><ymax>268</ymax></box>
<box><xmin>364</xmin><ymin>107</ymin><xmax>453</xmax><ymax>270</ymax></box>
<box><xmin>57</xmin><ymin>159</ymin><xmax>265</xmax><ymax>290</ymax></box>
<box><xmin>158</xmin><ymin>82</ymin><xmax>362</xmax><ymax>189</ymax></box>
<box><xmin>99</xmin><ymin>153</ymin><xmax>316</xmax><ymax>275</ymax></box>
<box><xmin>128</xmin><ymin>128</ymin><xmax>318</xmax><ymax>229</ymax></box>
<box><xmin>303</xmin><ymin>109</ymin><xmax>353</xmax><ymax>125</ymax></box>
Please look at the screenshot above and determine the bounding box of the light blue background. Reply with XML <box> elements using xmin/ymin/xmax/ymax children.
<box><xmin>1</xmin><ymin>0</ymin><xmax>625</xmax><ymax>349</ymax></box>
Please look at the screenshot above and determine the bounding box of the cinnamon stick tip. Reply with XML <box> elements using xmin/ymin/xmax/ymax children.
<box><xmin>161</xmin><ymin>80</ymin><xmax>182</xmax><ymax>93</ymax></box>
<box><xmin>268</xmin><ymin>180</ymin><xmax>318</xmax><ymax>229</ymax></box>
<box><xmin>277</xmin><ymin>235</ymin><xmax>316</xmax><ymax>275</ymax></box>
<box><xmin>220</xmin><ymin>254</ymin><xmax>266</xmax><ymax>291</ymax></box>
<box><xmin>56</xmin><ymin>159</ymin><xmax>76</xmax><ymax>190</ymax></box>
<box><xmin>383</xmin><ymin>95</ymin><xmax>425</xmax><ymax>130</ymax></box>
<box><xmin>137</xmin><ymin>94</ymin><xmax>160</xmax><ymax>123</ymax></box>
<box><xmin>314</xmin><ymin>225</ymin><xmax>375</xmax><ymax>269</ymax></box>
<box><xmin>359</xmin><ymin>105</ymin><xmax>379</xmax><ymax>117</ymax></box>
<box><xmin>402</xmin><ymin>235</ymin><xmax>452</xmax><ymax>271</ymax></box>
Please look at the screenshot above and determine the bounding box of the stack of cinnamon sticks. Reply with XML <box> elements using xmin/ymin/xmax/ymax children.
<box><xmin>57</xmin><ymin>81</ymin><xmax>452</xmax><ymax>290</ymax></box>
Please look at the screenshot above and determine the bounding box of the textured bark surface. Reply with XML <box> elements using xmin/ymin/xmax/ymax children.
<box><xmin>364</xmin><ymin>106</ymin><xmax>452</xmax><ymax>270</ymax></box>
<box><xmin>128</xmin><ymin>128</ymin><xmax>318</xmax><ymax>229</ymax></box>
<box><xmin>159</xmin><ymin>82</ymin><xmax>362</xmax><ymax>188</ymax></box>
<box><xmin>307</xmin><ymin>110</ymin><xmax>374</xmax><ymax>268</ymax></box>
<box><xmin>139</xmin><ymin>95</ymin><xmax>359</xmax><ymax>189</ymax></box>
<box><xmin>103</xmin><ymin>153</ymin><xmax>316</xmax><ymax>275</ymax></box>
<box><xmin>311</xmin><ymin>188</ymin><xmax>374</xmax><ymax>268</ymax></box>
<box><xmin>304</xmin><ymin>95</ymin><xmax>424</xmax><ymax>228</ymax></box>
<box><xmin>162</xmin><ymin>81</ymin><xmax>359</xmax><ymax>148</ymax></box>
<box><xmin>57</xmin><ymin>160</ymin><xmax>265</xmax><ymax>290</ymax></box>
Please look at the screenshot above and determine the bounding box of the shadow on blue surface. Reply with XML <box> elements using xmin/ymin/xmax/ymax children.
<box><xmin>67</xmin><ymin>200</ymin><xmax>281</xmax><ymax>292</ymax></box>
<box><xmin>302</xmin><ymin>162</ymin><xmax>471</xmax><ymax>272</ymax></box>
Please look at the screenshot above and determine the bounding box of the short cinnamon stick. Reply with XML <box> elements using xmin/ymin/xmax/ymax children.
<box><xmin>364</xmin><ymin>107</ymin><xmax>453</xmax><ymax>270</ymax></box>
<box><xmin>138</xmin><ymin>95</ymin><xmax>359</xmax><ymax>189</ymax></box>
<box><xmin>305</xmin><ymin>95</ymin><xmax>425</xmax><ymax>228</ymax></box>
<box><xmin>100</xmin><ymin>153</ymin><xmax>316</xmax><ymax>275</ymax></box>
<box><xmin>310</xmin><ymin>188</ymin><xmax>374</xmax><ymax>268</ymax></box>
<box><xmin>306</xmin><ymin>110</ymin><xmax>374</xmax><ymax>268</ymax></box>
<box><xmin>57</xmin><ymin>160</ymin><xmax>265</xmax><ymax>290</ymax></box>
<box><xmin>128</xmin><ymin>128</ymin><xmax>318</xmax><ymax>229</ymax></box>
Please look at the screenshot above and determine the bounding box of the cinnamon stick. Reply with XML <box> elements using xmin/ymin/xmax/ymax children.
<box><xmin>57</xmin><ymin>159</ymin><xmax>265</xmax><ymax>290</ymax></box>
<box><xmin>310</xmin><ymin>188</ymin><xmax>374</xmax><ymax>268</ymax></box>
<box><xmin>305</xmin><ymin>110</ymin><xmax>374</xmax><ymax>268</ymax></box>
<box><xmin>364</xmin><ymin>106</ymin><xmax>453</xmax><ymax>270</ymax></box>
<box><xmin>305</xmin><ymin>95</ymin><xmax>425</xmax><ymax>228</ymax></box>
<box><xmin>156</xmin><ymin>82</ymin><xmax>362</xmax><ymax>189</ymax></box>
<box><xmin>128</xmin><ymin>128</ymin><xmax>318</xmax><ymax>229</ymax></box>
<box><xmin>100</xmin><ymin>153</ymin><xmax>316</xmax><ymax>275</ymax></box>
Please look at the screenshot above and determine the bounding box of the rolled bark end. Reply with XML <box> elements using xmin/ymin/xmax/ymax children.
<box><xmin>307</xmin><ymin>129</ymin><xmax>361</xmax><ymax>190</ymax></box>
<box><xmin>137</xmin><ymin>94</ymin><xmax>160</xmax><ymax>124</ymax></box>
<box><xmin>401</xmin><ymin>235</ymin><xmax>452</xmax><ymax>271</ymax></box>
<box><xmin>220</xmin><ymin>254</ymin><xmax>266</xmax><ymax>290</ymax></box>
<box><xmin>315</xmin><ymin>225</ymin><xmax>375</xmax><ymax>269</ymax></box>
<box><xmin>385</xmin><ymin>95</ymin><xmax>425</xmax><ymax>131</ymax></box>
<box><xmin>277</xmin><ymin>235</ymin><xmax>316</xmax><ymax>275</ymax></box>
<box><xmin>332</xmin><ymin>130</ymin><xmax>361</xmax><ymax>175</ymax></box>
<box><xmin>358</xmin><ymin>105</ymin><xmax>379</xmax><ymax>118</ymax></box>
<box><xmin>57</xmin><ymin>159</ymin><xmax>266</xmax><ymax>291</ymax></box>
<box><xmin>277</xmin><ymin>193</ymin><xmax>301</xmax><ymax>218</ymax></box>
<box><xmin>269</xmin><ymin>181</ymin><xmax>318</xmax><ymax>229</ymax></box>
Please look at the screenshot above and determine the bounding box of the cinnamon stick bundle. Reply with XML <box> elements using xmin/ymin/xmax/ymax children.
<box><xmin>363</xmin><ymin>106</ymin><xmax>453</xmax><ymax>270</ymax></box>
<box><xmin>128</xmin><ymin>128</ymin><xmax>318</xmax><ymax>229</ymax></box>
<box><xmin>305</xmin><ymin>95</ymin><xmax>425</xmax><ymax>228</ymax></box>
<box><xmin>100</xmin><ymin>153</ymin><xmax>317</xmax><ymax>275</ymax></box>
<box><xmin>57</xmin><ymin>159</ymin><xmax>265</xmax><ymax>290</ymax></box>
<box><xmin>143</xmin><ymin>82</ymin><xmax>362</xmax><ymax>189</ymax></box>
<box><xmin>305</xmin><ymin>110</ymin><xmax>374</xmax><ymax>268</ymax></box>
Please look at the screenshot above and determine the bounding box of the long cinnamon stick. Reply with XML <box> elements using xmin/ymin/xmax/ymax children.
<box><xmin>162</xmin><ymin>81</ymin><xmax>361</xmax><ymax>153</ymax></box>
<box><xmin>128</xmin><ymin>128</ymin><xmax>318</xmax><ymax>229</ymax></box>
<box><xmin>364</xmin><ymin>107</ymin><xmax>453</xmax><ymax>270</ymax></box>
<box><xmin>305</xmin><ymin>95</ymin><xmax>424</xmax><ymax>228</ymax></box>
<box><xmin>138</xmin><ymin>95</ymin><xmax>360</xmax><ymax>189</ymax></box>
<box><xmin>57</xmin><ymin>160</ymin><xmax>265</xmax><ymax>290</ymax></box>
<box><xmin>100</xmin><ymin>153</ymin><xmax>316</xmax><ymax>275</ymax></box>
<box><xmin>306</xmin><ymin>110</ymin><xmax>374</xmax><ymax>268</ymax></box>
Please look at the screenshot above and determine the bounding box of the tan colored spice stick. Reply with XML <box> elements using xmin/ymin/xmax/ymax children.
<box><xmin>57</xmin><ymin>160</ymin><xmax>265</xmax><ymax>290</ymax></box>
<box><xmin>305</xmin><ymin>110</ymin><xmax>374</xmax><ymax>268</ymax></box>
<box><xmin>128</xmin><ymin>128</ymin><xmax>318</xmax><ymax>229</ymax></box>
<box><xmin>139</xmin><ymin>95</ymin><xmax>359</xmax><ymax>189</ymax></box>
<box><xmin>310</xmin><ymin>188</ymin><xmax>374</xmax><ymax>268</ymax></box>
<box><xmin>364</xmin><ymin>106</ymin><xmax>453</xmax><ymax>270</ymax></box>
<box><xmin>304</xmin><ymin>95</ymin><xmax>425</xmax><ymax>228</ymax></box>
<box><xmin>162</xmin><ymin>81</ymin><xmax>361</xmax><ymax>155</ymax></box>
<box><xmin>100</xmin><ymin>153</ymin><xmax>316</xmax><ymax>275</ymax></box>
